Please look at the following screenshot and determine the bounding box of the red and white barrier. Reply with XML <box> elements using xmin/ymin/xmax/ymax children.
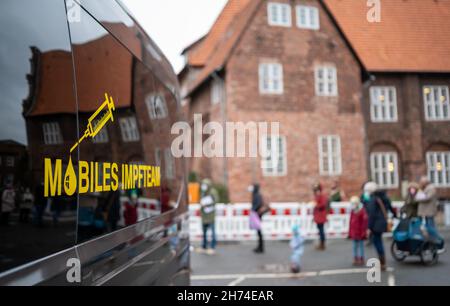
<box><xmin>118</xmin><ymin>197</ymin><xmax>160</xmax><ymax>227</ymax></box>
<box><xmin>189</xmin><ymin>202</ymin><xmax>404</xmax><ymax>241</ymax></box>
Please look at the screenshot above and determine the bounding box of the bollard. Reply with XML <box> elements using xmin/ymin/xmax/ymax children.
<box><xmin>445</xmin><ymin>202</ymin><xmax>450</xmax><ymax>227</ymax></box>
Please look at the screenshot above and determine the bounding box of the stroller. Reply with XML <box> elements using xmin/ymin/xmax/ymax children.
<box><xmin>391</xmin><ymin>217</ymin><xmax>441</xmax><ymax>265</ymax></box>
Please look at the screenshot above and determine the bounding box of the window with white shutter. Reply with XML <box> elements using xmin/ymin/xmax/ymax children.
<box><xmin>146</xmin><ymin>94</ymin><xmax>168</xmax><ymax>120</ymax></box>
<box><xmin>318</xmin><ymin>135</ymin><xmax>342</xmax><ymax>176</ymax></box>
<box><xmin>259</xmin><ymin>63</ymin><xmax>284</xmax><ymax>94</ymax></box>
<box><xmin>370</xmin><ymin>152</ymin><xmax>399</xmax><ymax>189</ymax></box>
<box><xmin>427</xmin><ymin>152</ymin><xmax>450</xmax><ymax>187</ymax></box>
<box><xmin>423</xmin><ymin>86</ymin><xmax>450</xmax><ymax>121</ymax></box>
<box><xmin>119</xmin><ymin>117</ymin><xmax>140</xmax><ymax>142</ymax></box>
<box><xmin>315</xmin><ymin>66</ymin><xmax>338</xmax><ymax>96</ymax></box>
<box><xmin>296</xmin><ymin>5</ymin><xmax>320</xmax><ymax>30</ymax></box>
<box><xmin>267</xmin><ymin>2</ymin><xmax>292</xmax><ymax>27</ymax></box>
<box><xmin>43</xmin><ymin>122</ymin><xmax>63</xmax><ymax>145</ymax></box>
<box><xmin>261</xmin><ymin>135</ymin><xmax>287</xmax><ymax>176</ymax></box>
<box><xmin>370</xmin><ymin>86</ymin><xmax>398</xmax><ymax>122</ymax></box>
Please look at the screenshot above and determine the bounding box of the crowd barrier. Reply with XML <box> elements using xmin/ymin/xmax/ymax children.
<box><xmin>189</xmin><ymin>202</ymin><xmax>405</xmax><ymax>241</ymax></box>
<box><xmin>118</xmin><ymin>197</ymin><xmax>160</xmax><ymax>227</ymax></box>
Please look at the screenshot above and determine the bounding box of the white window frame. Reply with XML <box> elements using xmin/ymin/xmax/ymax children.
<box><xmin>423</xmin><ymin>86</ymin><xmax>450</xmax><ymax>121</ymax></box>
<box><xmin>370</xmin><ymin>152</ymin><xmax>399</xmax><ymax>189</ymax></box>
<box><xmin>318</xmin><ymin>135</ymin><xmax>342</xmax><ymax>176</ymax></box>
<box><xmin>119</xmin><ymin>116</ymin><xmax>140</xmax><ymax>142</ymax></box>
<box><xmin>155</xmin><ymin>148</ymin><xmax>162</xmax><ymax>167</ymax></box>
<box><xmin>259</xmin><ymin>63</ymin><xmax>284</xmax><ymax>95</ymax></box>
<box><xmin>146</xmin><ymin>94</ymin><xmax>168</xmax><ymax>120</ymax></box>
<box><xmin>296</xmin><ymin>5</ymin><xmax>320</xmax><ymax>30</ymax></box>
<box><xmin>92</xmin><ymin>121</ymin><xmax>109</xmax><ymax>144</ymax></box>
<box><xmin>315</xmin><ymin>66</ymin><xmax>338</xmax><ymax>97</ymax></box>
<box><xmin>6</xmin><ymin>156</ymin><xmax>14</xmax><ymax>167</ymax></box>
<box><xmin>370</xmin><ymin>86</ymin><xmax>398</xmax><ymax>122</ymax></box>
<box><xmin>211</xmin><ymin>78</ymin><xmax>223</xmax><ymax>105</ymax></box>
<box><xmin>267</xmin><ymin>2</ymin><xmax>292</xmax><ymax>27</ymax></box>
<box><xmin>261</xmin><ymin>135</ymin><xmax>287</xmax><ymax>177</ymax></box>
<box><xmin>427</xmin><ymin>152</ymin><xmax>450</xmax><ymax>187</ymax></box>
<box><xmin>164</xmin><ymin>148</ymin><xmax>175</xmax><ymax>179</ymax></box>
<box><xmin>43</xmin><ymin>122</ymin><xmax>63</xmax><ymax>145</ymax></box>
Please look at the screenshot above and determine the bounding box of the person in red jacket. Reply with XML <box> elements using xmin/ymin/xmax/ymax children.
<box><xmin>348</xmin><ymin>196</ymin><xmax>369</xmax><ymax>266</ymax></box>
<box><xmin>124</xmin><ymin>199</ymin><xmax>138</xmax><ymax>226</ymax></box>
<box><xmin>313</xmin><ymin>183</ymin><xmax>329</xmax><ymax>250</ymax></box>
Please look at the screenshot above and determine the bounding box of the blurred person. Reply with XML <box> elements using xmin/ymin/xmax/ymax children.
<box><xmin>200</xmin><ymin>179</ymin><xmax>217</xmax><ymax>255</ymax></box>
<box><xmin>1</xmin><ymin>183</ymin><xmax>15</xmax><ymax>226</ymax></box>
<box><xmin>365</xmin><ymin>182</ymin><xmax>397</xmax><ymax>271</ymax></box>
<box><xmin>250</xmin><ymin>184</ymin><xmax>268</xmax><ymax>254</ymax></box>
<box><xmin>313</xmin><ymin>183</ymin><xmax>329</xmax><ymax>251</ymax></box>
<box><xmin>416</xmin><ymin>176</ymin><xmax>445</xmax><ymax>254</ymax></box>
<box><xmin>348</xmin><ymin>196</ymin><xmax>368</xmax><ymax>266</ymax></box>
<box><xmin>330</xmin><ymin>180</ymin><xmax>346</xmax><ymax>203</ymax></box>
<box><xmin>123</xmin><ymin>189</ymin><xmax>138</xmax><ymax>226</ymax></box>
<box><xmin>50</xmin><ymin>196</ymin><xmax>63</xmax><ymax>227</ymax></box>
<box><xmin>34</xmin><ymin>182</ymin><xmax>47</xmax><ymax>227</ymax></box>
<box><xmin>290</xmin><ymin>224</ymin><xmax>305</xmax><ymax>273</ymax></box>
<box><xmin>360</xmin><ymin>181</ymin><xmax>373</xmax><ymax>246</ymax></box>
<box><xmin>161</xmin><ymin>185</ymin><xmax>172</xmax><ymax>213</ymax></box>
<box><xmin>19</xmin><ymin>187</ymin><xmax>34</xmax><ymax>223</ymax></box>
<box><xmin>401</xmin><ymin>182</ymin><xmax>420</xmax><ymax>219</ymax></box>
<box><xmin>106</xmin><ymin>189</ymin><xmax>121</xmax><ymax>232</ymax></box>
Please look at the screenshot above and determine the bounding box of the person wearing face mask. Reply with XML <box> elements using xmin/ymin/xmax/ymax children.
<box><xmin>416</xmin><ymin>176</ymin><xmax>445</xmax><ymax>254</ymax></box>
<box><xmin>249</xmin><ymin>184</ymin><xmax>267</xmax><ymax>254</ymax></box>
<box><xmin>200</xmin><ymin>179</ymin><xmax>217</xmax><ymax>255</ymax></box>
<box><xmin>401</xmin><ymin>182</ymin><xmax>420</xmax><ymax>219</ymax></box>
<box><xmin>312</xmin><ymin>183</ymin><xmax>329</xmax><ymax>251</ymax></box>
<box><xmin>365</xmin><ymin>181</ymin><xmax>397</xmax><ymax>271</ymax></box>
<box><xmin>348</xmin><ymin>196</ymin><xmax>368</xmax><ymax>266</ymax></box>
<box><xmin>361</xmin><ymin>181</ymin><xmax>373</xmax><ymax>246</ymax></box>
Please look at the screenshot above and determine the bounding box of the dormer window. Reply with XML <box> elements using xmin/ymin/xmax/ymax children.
<box><xmin>267</xmin><ymin>2</ymin><xmax>292</xmax><ymax>27</ymax></box>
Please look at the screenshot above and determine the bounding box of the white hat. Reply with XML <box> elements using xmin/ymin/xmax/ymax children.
<box><xmin>363</xmin><ymin>181</ymin><xmax>378</xmax><ymax>194</ymax></box>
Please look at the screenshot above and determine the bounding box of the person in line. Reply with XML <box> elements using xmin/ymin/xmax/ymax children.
<box><xmin>313</xmin><ymin>183</ymin><xmax>329</xmax><ymax>251</ymax></box>
<box><xmin>106</xmin><ymin>189</ymin><xmax>122</xmax><ymax>232</ymax></box>
<box><xmin>401</xmin><ymin>182</ymin><xmax>419</xmax><ymax>219</ymax></box>
<box><xmin>365</xmin><ymin>182</ymin><xmax>397</xmax><ymax>271</ymax></box>
<box><xmin>360</xmin><ymin>181</ymin><xmax>373</xmax><ymax>246</ymax></box>
<box><xmin>123</xmin><ymin>196</ymin><xmax>138</xmax><ymax>227</ymax></box>
<box><xmin>250</xmin><ymin>184</ymin><xmax>267</xmax><ymax>254</ymax></box>
<box><xmin>200</xmin><ymin>179</ymin><xmax>217</xmax><ymax>255</ymax></box>
<box><xmin>1</xmin><ymin>183</ymin><xmax>15</xmax><ymax>226</ymax></box>
<box><xmin>330</xmin><ymin>180</ymin><xmax>346</xmax><ymax>203</ymax></box>
<box><xmin>290</xmin><ymin>224</ymin><xmax>305</xmax><ymax>273</ymax></box>
<box><xmin>19</xmin><ymin>187</ymin><xmax>34</xmax><ymax>223</ymax></box>
<box><xmin>348</xmin><ymin>196</ymin><xmax>368</xmax><ymax>266</ymax></box>
<box><xmin>34</xmin><ymin>182</ymin><xmax>47</xmax><ymax>227</ymax></box>
<box><xmin>416</xmin><ymin>176</ymin><xmax>445</xmax><ymax>253</ymax></box>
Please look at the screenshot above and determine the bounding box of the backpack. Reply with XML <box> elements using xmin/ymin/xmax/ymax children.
<box><xmin>258</xmin><ymin>196</ymin><xmax>271</xmax><ymax>216</ymax></box>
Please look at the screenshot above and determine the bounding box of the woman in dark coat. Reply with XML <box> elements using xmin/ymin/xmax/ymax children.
<box><xmin>251</xmin><ymin>184</ymin><xmax>265</xmax><ymax>254</ymax></box>
<box><xmin>313</xmin><ymin>183</ymin><xmax>329</xmax><ymax>251</ymax></box>
<box><xmin>365</xmin><ymin>182</ymin><xmax>397</xmax><ymax>271</ymax></box>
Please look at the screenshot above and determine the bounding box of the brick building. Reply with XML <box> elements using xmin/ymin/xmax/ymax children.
<box><xmin>180</xmin><ymin>0</ymin><xmax>450</xmax><ymax>202</ymax></box>
<box><xmin>0</xmin><ymin>140</ymin><xmax>28</xmax><ymax>188</ymax></box>
<box><xmin>23</xmin><ymin>23</ymin><xmax>182</xmax><ymax>202</ymax></box>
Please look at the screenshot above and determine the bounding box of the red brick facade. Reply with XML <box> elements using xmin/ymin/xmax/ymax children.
<box><xmin>181</xmin><ymin>0</ymin><xmax>450</xmax><ymax>203</ymax></box>
<box><xmin>184</xmin><ymin>0</ymin><xmax>368</xmax><ymax>203</ymax></box>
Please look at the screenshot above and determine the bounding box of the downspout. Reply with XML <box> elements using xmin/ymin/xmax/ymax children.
<box><xmin>362</xmin><ymin>73</ymin><xmax>376</xmax><ymax>182</ymax></box>
<box><xmin>211</xmin><ymin>70</ymin><xmax>228</xmax><ymax>188</ymax></box>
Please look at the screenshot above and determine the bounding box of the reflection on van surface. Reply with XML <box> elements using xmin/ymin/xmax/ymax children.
<box><xmin>0</xmin><ymin>0</ymin><xmax>188</xmax><ymax>286</ymax></box>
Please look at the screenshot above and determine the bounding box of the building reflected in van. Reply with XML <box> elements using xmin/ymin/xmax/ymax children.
<box><xmin>0</xmin><ymin>0</ymin><xmax>188</xmax><ymax>286</ymax></box>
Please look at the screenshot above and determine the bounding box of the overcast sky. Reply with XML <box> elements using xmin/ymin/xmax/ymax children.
<box><xmin>121</xmin><ymin>0</ymin><xmax>228</xmax><ymax>73</ymax></box>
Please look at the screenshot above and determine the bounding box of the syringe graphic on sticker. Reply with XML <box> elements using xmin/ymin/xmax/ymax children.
<box><xmin>70</xmin><ymin>93</ymin><xmax>116</xmax><ymax>153</ymax></box>
<box><xmin>64</xmin><ymin>93</ymin><xmax>116</xmax><ymax>195</ymax></box>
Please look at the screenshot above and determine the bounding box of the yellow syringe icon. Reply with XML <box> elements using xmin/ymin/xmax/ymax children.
<box><xmin>70</xmin><ymin>93</ymin><xmax>116</xmax><ymax>153</ymax></box>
